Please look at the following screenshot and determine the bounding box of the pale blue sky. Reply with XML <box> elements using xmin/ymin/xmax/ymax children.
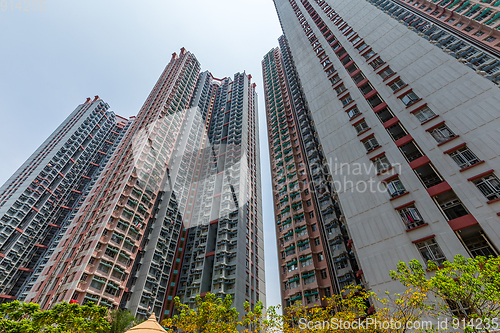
<box><xmin>0</xmin><ymin>0</ymin><xmax>282</xmax><ymax>309</ymax></box>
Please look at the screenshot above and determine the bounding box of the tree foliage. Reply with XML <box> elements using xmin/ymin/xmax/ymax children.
<box><xmin>0</xmin><ymin>301</ymin><xmax>110</xmax><ymax>333</ymax></box>
<box><xmin>162</xmin><ymin>294</ymin><xmax>239</xmax><ymax>332</ymax></box>
<box><xmin>3</xmin><ymin>255</ymin><xmax>500</xmax><ymax>333</ymax></box>
<box><xmin>162</xmin><ymin>287</ymin><xmax>432</xmax><ymax>333</ymax></box>
<box><xmin>108</xmin><ymin>309</ymin><xmax>138</xmax><ymax>333</ymax></box>
<box><xmin>391</xmin><ymin>254</ymin><xmax>500</xmax><ymax>330</ymax></box>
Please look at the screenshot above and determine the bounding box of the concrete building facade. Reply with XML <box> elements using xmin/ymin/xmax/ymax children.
<box><xmin>15</xmin><ymin>49</ymin><xmax>264</xmax><ymax>321</ymax></box>
<box><xmin>0</xmin><ymin>97</ymin><xmax>130</xmax><ymax>302</ymax></box>
<box><xmin>272</xmin><ymin>0</ymin><xmax>500</xmax><ymax>312</ymax></box>
<box><xmin>24</xmin><ymin>48</ymin><xmax>202</xmax><ymax>313</ymax></box>
<box><xmin>263</xmin><ymin>36</ymin><xmax>364</xmax><ymax>309</ymax></box>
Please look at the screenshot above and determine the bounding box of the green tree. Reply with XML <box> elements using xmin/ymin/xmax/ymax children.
<box><xmin>162</xmin><ymin>293</ymin><xmax>239</xmax><ymax>332</ymax></box>
<box><xmin>107</xmin><ymin>309</ymin><xmax>138</xmax><ymax>333</ymax></box>
<box><xmin>0</xmin><ymin>301</ymin><xmax>40</xmax><ymax>333</ymax></box>
<box><xmin>0</xmin><ymin>300</ymin><xmax>110</xmax><ymax>333</ymax></box>
<box><xmin>391</xmin><ymin>254</ymin><xmax>500</xmax><ymax>331</ymax></box>
<box><xmin>35</xmin><ymin>301</ymin><xmax>110</xmax><ymax>333</ymax></box>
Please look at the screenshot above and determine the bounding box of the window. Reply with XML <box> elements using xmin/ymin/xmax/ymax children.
<box><xmin>301</xmin><ymin>256</ymin><xmax>313</xmax><ymax>267</ymax></box>
<box><xmin>299</xmin><ymin>241</ymin><xmax>310</xmax><ymax>251</ymax></box>
<box><xmin>474</xmin><ymin>31</ymin><xmax>484</xmax><ymax>37</ymax></box>
<box><xmin>325</xmin><ymin>66</ymin><xmax>336</xmax><ymax>76</ymax></box>
<box><xmin>317</xmin><ymin>253</ymin><xmax>324</xmax><ymax>262</ymax></box>
<box><xmin>449</xmin><ymin>147</ymin><xmax>480</xmax><ymax>169</ymax></box>
<box><xmin>387</xmin><ymin>123</ymin><xmax>408</xmax><ymax>141</ymax></box>
<box><xmin>314</xmin><ymin>238</ymin><xmax>320</xmax><ymax>246</ymax></box>
<box><xmin>287</xmin><ymin>260</ymin><xmax>299</xmax><ymax>272</ymax></box>
<box><xmin>473</xmin><ymin>174</ymin><xmax>500</xmax><ymax>201</ymax></box>
<box><xmin>347</xmin><ymin>107</ymin><xmax>360</xmax><ymax>119</ymax></box>
<box><xmin>367</xmin><ymin>94</ymin><xmax>383</xmax><ymax>108</ymax></box>
<box><xmin>400</xmin><ymin>91</ymin><xmax>420</xmax><ymax>106</ymax></box>
<box><xmin>359</xmin><ymin>83</ymin><xmax>374</xmax><ymax>95</ymax></box>
<box><xmin>362</xmin><ymin>136</ymin><xmax>380</xmax><ymax>152</ymax></box>
<box><xmin>388</xmin><ymin>78</ymin><xmax>406</xmax><ymax>92</ymax></box>
<box><xmin>458</xmin><ymin>225</ymin><xmax>498</xmax><ymax>258</ymax></box>
<box><xmin>416</xmin><ymin>238</ymin><xmax>446</xmax><ymax>266</ymax></box>
<box><xmin>341</xmin><ymin>56</ymin><xmax>352</xmax><ymax>66</ymax></box>
<box><xmin>379</xmin><ymin>67</ymin><xmax>395</xmax><ymax>80</ymax></box>
<box><xmin>429</xmin><ymin>125</ymin><xmax>455</xmax><ymax>143</ymax></box>
<box><xmin>354</xmin><ymin>120</ymin><xmax>369</xmax><ymax>134</ymax></box>
<box><xmin>285</xmin><ymin>278</ymin><xmax>299</xmax><ymax>291</ymax></box>
<box><xmin>398</xmin><ymin>205</ymin><xmax>425</xmax><ymax>230</ymax></box>
<box><xmin>320</xmin><ymin>269</ymin><xmax>327</xmax><ymax>279</ymax></box>
<box><xmin>357</xmin><ymin>43</ymin><xmax>368</xmax><ymax>52</ymax></box>
<box><xmin>303</xmin><ymin>272</ymin><xmax>316</xmax><ymax>285</ymax></box>
<box><xmin>306</xmin><ymin>200</ymin><xmax>312</xmax><ymax>207</ymax></box>
<box><xmin>352</xmin><ymin>73</ymin><xmax>365</xmax><ymax>84</ymax></box>
<box><xmin>363</xmin><ymin>50</ymin><xmax>376</xmax><ymax>60</ymax></box>
<box><xmin>413</xmin><ymin>106</ymin><xmax>436</xmax><ymax>123</ymax></box>
<box><xmin>446</xmin><ymin>300</ymin><xmax>471</xmax><ymax>319</ymax></box>
<box><xmin>335</xmin><ymin>84</ymin><xmax>347</xmax><ymax>95</ymax></box>
<box><xmin>284</xmin><ymin>232</ymin><xmax>294</xmax><ymax>243</ymax></box>
<box><xmin>485</xmin><ymin>36</ymin><xmax>497</xmax><ymax>43</ymax></box>
<box><xmin>464</xmin><ymin>26</ymin><xmax>474</xmax><ymax>32</ymax></box>
<box><xmin>386</xmin><ymin>178</ymin><xmax>406</xmax><ymax>198</ymax></box>
<box><xmin>296</xmin><ymin>227</ymin><xmax>307</xmax><ymax>238</ymax></box>
<box><xmin>90</xmin><ymin>277</ymin><xmax>104</xmax><ymax>291</ymax></box>
<box><xmin>340</xmin><ymin>94</ymin><xmax>353</xmax><ymax>106</ymax></box>
<box><xmin>370</xmin><ymin>57</ymin><xmax>384</xmax><ymax>69</ymax></box>
<box><xmin>372</xmin><ymin>155</ymin><xmax>391</xmax><ymax>173</ymax></box>
<box><xmin>330</xmin><ymin>75</ymin><xmax>340</xmax><ymax>85</ymax></box>
<box><xmin>346</xmin><ymin>64</ymin><xmax>358</xmax><ymax>74</ymax></box>
<box><xmin>311</xmin><ymin>224</ymin><xmax>317</xmax><ymax>231</ymax></box>
<box><xmin>376</xmin><ymin>107</ymin><xmax>395</xmax><ymax>123</ymax></box>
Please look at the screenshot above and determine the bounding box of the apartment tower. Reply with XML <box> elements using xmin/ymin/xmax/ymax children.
<box><xmin>263</xmin><ymin>36</ymin><xmax>364</xmax><ymax>309</ymax></box>
<box><xmin>20</xmin><ymin>50</ymin><xmax>263</xmax><ymax>321</ymax></box>
<box><xmin>270</xmin><ymin>0</ymin><xmax>500</xmax><ymax>310</ymax></box>
<box><xmin>24</xmin><ymin>48</ymin><xmax>202</xmax><ymax>311</ymax></box>
<box><xmin>174</xmin><ymin>71</ymin><xmax>264</xmax><ymax>318</ymax></box>
<box><xmin>122</xmin><ymin>70</ymin><xmax>264</xmax><ymax>319</ymax></box>
<box><xmin>0</xmin><ymin>98</ymin><xmax>130</xmax><ymax>302</ymax></box>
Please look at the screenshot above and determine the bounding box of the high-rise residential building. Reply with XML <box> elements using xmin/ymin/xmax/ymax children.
<box><xmin>18</xmin><ymin>49</ymin><xmax>263</xmax><ymax>321</ymax></box>
<box><xmin>0</xmin><ymin>97</ymin><xmax>130</xmax><ymax>302</ymax></box>
<box><xmin>376</xmin><ymin>0</ymin><xmax>500</xmax><ymax>61</ymax></box>
<box><xmin>173</xmin><ymin>71</ymin><xmax>264</xmax><ymax>318</ymax></box>
<box><xmin>23</xmin><ymin>48</ymin><xmax>201</xmax><ymax>313</ymax></box>
<box><xmin>263</xmin><ymin>37</ymin><xmax>363</xmax><ymax>310</ymax></box>
<box><xmin>123</xmin><ymin>70</ymin><xmax>264</xmax><ymax>320</ymax></box>
<box><xmin>270</xmin><ymin>0</ymin><xmax>500</xmax><ymax>309</ymax></box>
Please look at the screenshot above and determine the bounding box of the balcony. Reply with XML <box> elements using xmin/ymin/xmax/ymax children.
<box><xmin>435</xmin><ymin>191</ymin><xmax>469</xmax><ymax>221</ymax></box>
<box><xmin>387</xmin><ymin>123</ymin><xmax>408</xmax><ymax>142</ymax></box>
<box><xmin>415</xmin><ymin>164</ymin><xmax>444</xmax><ymax>189</ymax></box>
<box><xmin>331</xmin><ymin>242</ymin><xmax>348</xmax><ymax>258</ymax></box>
<box><xmin>399</xmin><ymin>141</ymin><xmax>424</xmax><ymax>163</ymax></box>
